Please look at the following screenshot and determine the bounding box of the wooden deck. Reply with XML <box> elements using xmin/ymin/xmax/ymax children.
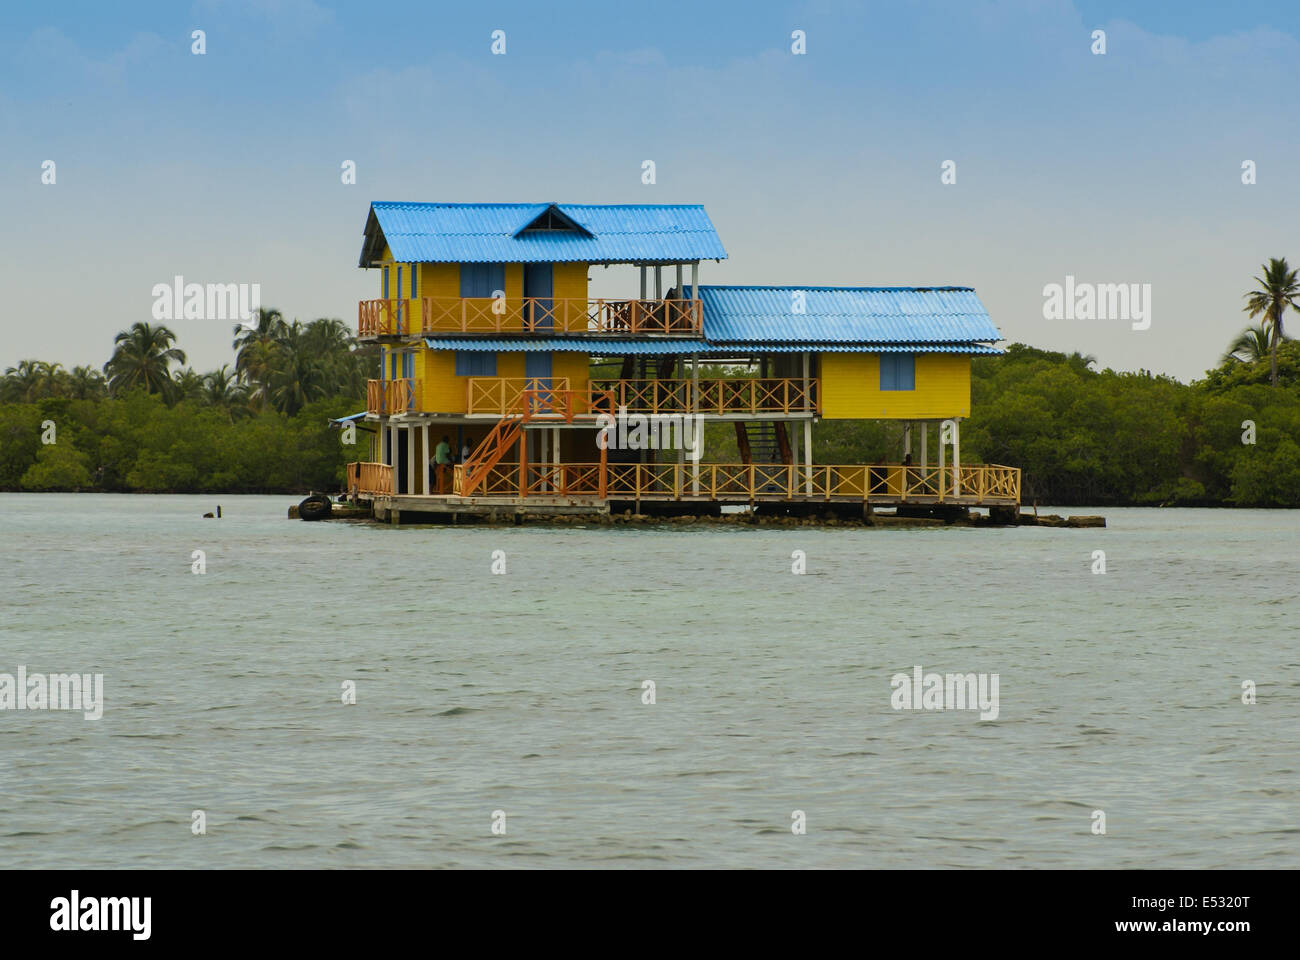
<box><xmin>347</xmin><ymin>461</ymin><xmax>1020</xmax><ymax>508</ymax></box>
<box><xmin>358</xmin><ymin>296</ymin><xmax>702</xmax><ymax>338</ymax></box>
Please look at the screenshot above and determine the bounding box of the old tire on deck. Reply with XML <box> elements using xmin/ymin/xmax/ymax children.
<box><xmin>298</xmin><ymin>494</ymin><xmax>332</xmax><ymax>521</ymax></box>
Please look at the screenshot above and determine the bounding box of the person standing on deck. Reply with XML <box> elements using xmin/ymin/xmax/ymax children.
<box><xmin>432</xmin><ymin>435</ymin><xmax>452</xmax><ymax>494</ymax></box>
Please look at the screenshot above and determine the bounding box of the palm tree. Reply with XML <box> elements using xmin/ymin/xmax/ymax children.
<box><xmin>201</xmin><ymin>365</ymin><xmax>238</xmax><ymax>404</ymax></box>
<box><xmin>172</xmin><ymin>367</ymin><xmax>205</xmax><ymax>402</ymax></box>
<box><xmin>1222</xmin><ymin>323</ymin><xmax>1277</xmax><ymax>364</ymax></box>
<box><xmin>264</xmin><ymin>320</ymin><xmax>331</xmax><ymax>416</ymax></box>
<box><xmin>1</xmin><ymin>360</ymin><xmax>47</xmax><ymax>402</ymax></box>
<box><xmin>1065</xmin><ymin>351</ymin><xmax>1097</xmax><ymax>373</ymax></box>
<box><xmin>1243</xmin><ymin>257</ymin><xmax>1300</xmax><ymax>387</ymax></box>
<box><xmin>66</xmin><ymin>365</ymin><xmax>107</xmax><ymax>400</ymax></box>
<box><xmin>103</xmin><ymin>322</ymin><xmax>186</xmax><ymax>400</ymax></box>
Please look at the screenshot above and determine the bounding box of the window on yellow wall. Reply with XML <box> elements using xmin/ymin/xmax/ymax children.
<box><xmin>455</xmin><ymin>352</ymin><xmax>497</xmax><ymax>377</ymax></box>
<box><xmin>880</xmin><ymin>353</ymin><xmax>916</xmax><ymax>391</ymax></box>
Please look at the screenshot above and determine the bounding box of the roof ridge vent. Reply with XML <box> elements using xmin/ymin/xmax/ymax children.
<box><xmin>514</xmin><ymin>203</ymin><xmax>593</xmax><ymax>237</ymax></box>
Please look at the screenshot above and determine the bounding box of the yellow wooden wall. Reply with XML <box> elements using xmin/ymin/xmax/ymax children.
<box><xmin>552</xmin><ymin>262</ymin><xmax>588</xmax><ymax>301</ymax></box>
<box><xmin>417</xmin><ymin>263</ymin><xmax>459</xmax><ymax>299</ymax></box>
<box><xmin>552</xmin><ymin>352</ymin><xmax>590</xmax><ymax>393</ymax></box>
<box><xmin>410</xmin><ymin>350</ymin><xmax>592</xmax><ymax>414</ymax></box>
<box><xmin>819</xmin><ymin>352</ymin><xmax>971</xmax><ymax>419</ymax></box>
<box><xmin>382</xmin><ymin>261</ymin><xmax>592</xmax><ymax>414</ymax></box>
<box><xmin>415</xmin><ymin>350</ymin><xmax>461</xmax><ymax>413</ymax></box>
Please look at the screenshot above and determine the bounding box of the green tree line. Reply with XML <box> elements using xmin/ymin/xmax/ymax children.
<box><xmin>3</xmin><ymin>259</ymin><xmax>1300</xmax><ymax>504</ymax></box>
<box><xmin>1</xmin><ymin>312</ymin><xmax>371</xmax><ymax>493</ymax></box>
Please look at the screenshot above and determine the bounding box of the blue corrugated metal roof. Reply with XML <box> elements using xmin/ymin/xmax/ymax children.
<box><xmin>748</xmin><ymin>342</ymin><xmax>1003</xmax><ymax>354</ymax></box>
<box><xmin>686</xmin><ymin>285</ymin><xmax>1002</xmax><ymax>344</ymax></box>
<box><xmin>424</xmin><ymin>338</ymin><xmax>1000</xmax><ymax>356</ymax></box>
<box><xmin>363</xmin><ymin>203</ymin><xmax>728</xmax><ymax>265</ymax></box>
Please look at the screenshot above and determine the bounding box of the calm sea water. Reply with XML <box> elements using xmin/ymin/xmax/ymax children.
<box><xmin>0</xmin><ymin>493</ymin><xmax>1296</xmax><ymax>869</ymax></box>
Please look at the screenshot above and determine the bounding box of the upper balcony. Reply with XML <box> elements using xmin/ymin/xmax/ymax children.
<box><xmin>367</xmin><ymin>376</ymin><xmax>820</xmax><ymax>418</ymax></box>
<box><xmin>358</xmin><ymin>296</ymin><xmax>702</xmax><ymax>340</ymax></box>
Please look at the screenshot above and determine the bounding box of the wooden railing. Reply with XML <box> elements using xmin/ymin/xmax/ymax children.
<box><xmin>366</xmin><ymin>379</ymin><xmax>419</xmax><ymax>415</ymax></box>
<box><xmin>346</xmin><ymin>461</ymin><xmax>393</xmax><ymax>497</ymax></box>
<box><xmin>587</xmin><ymin>378</ymin><xmax>819</xmax><ymax>415</ymax></box>
<box><xmin>453</xmin><ymin>462</ymin><xmax>1021</xmax><ymax>504</ymax></box>
<box><xmin>358</xmin><ymin>296</ymin><xmax>702</xmax><ymax>337</ymax></box>
<box><xmin>466</xmin><ymin>377</ymin><xmax>571</xmax><ymax>415</ymax></box>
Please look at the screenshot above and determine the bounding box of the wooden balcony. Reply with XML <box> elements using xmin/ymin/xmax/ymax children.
<box><xmin>347</xmin><ymin>461</ymin><xmax>393</xmax><ymax>497</ymax></box>
<box><xmin>450</xmin><ymin>461</ymin><xmax>1020</xmax><ymax>505</ymax></box>
<box><xmin>366</xmin><ymin>378</ymin><xmax>419</xmax><ymax>415</ymax></box>
<box><xmin>358</xmin><ymin>296</ymin><xmax>702</xmax><ymax>338</ymax></box>
<box><xmin>466</xmin><ymin>377</ymin><xmax>571</xmax><ymax>415</ymax></box>
<box><xmin>458</xmin><ymin>377</ymin><xmax>817</xmax><ymax>417</ymax></box>
<box><xmin>589</xmin><ymin>378</ymin><xmax>818</xmax><ymax>415</ymax></box>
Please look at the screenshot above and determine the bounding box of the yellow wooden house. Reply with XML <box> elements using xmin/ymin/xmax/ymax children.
<box><xmin>345</xmin><ymin>201</ymin><xmax>1018</xmax><ymax>515</ymax></box>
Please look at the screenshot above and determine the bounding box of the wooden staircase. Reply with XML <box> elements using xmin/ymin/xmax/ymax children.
<box><xmin>459</xmin><ymin>395</ymin><xmax>531</xmax><ymax>496</ymax></box>
<box><xmin>735</xmin><ymin>422</ymin><xmax>792</xmax><ymax>465</ymax></box>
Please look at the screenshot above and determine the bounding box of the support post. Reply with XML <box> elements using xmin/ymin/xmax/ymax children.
<box><xmin>599</xmin><ymin>433</ymin><xmax>607</xmax><ymax>499</ymax></box>
<box><xmin>691</xmin><ymin>261</ymin><xmax>700</xmax><ymax>331</ymax></box>
<box><xmin>938</xmin><ymin>425</ymin><xmax>945</xmax><ymax>501</ymax></box>
<box><xmin>421</xmin><ymin>424</ymin><xmax>430</xmax><ymax>495</ymax></box>
<box><xmin>539</xmin><ymin>428</ymin><xmax>548</xmax><ymax>492</ymax></box>
<box><xmin>802</xmin><ymin>351</ymin><xmax>811</xmax><ymax>413</ymax></box>
<box><xmin>691</xmin><ymin>352</ymin><xmax>700</xmax><ymax>495</ymax></box>
<box><xmin>921</xmin><ymin>422</ymin><xmax>929</xmax><ymax>473</ymax></box>
<box><xmin>952</xmin><ymin>418</ymin><xmax>961</xmax><ymax>498</ymax></box>
<box><xmin>655</xmin><ymin>265</ymin><xmax>662</xmax><ymax>299</ymax></box>
<box><xmin>405</xmin><ymin>425</ymin><xmax>414</xmax><ymax>499</ymax></box>
<box><xmin>675</xmin><ymin>263</ymin><xmax>682</xmax><ymax>295</ymax></box>
<box><xmin>519</xmin><ymin>428</ymin><xmax>528</xmax><ymax>498</ymax></box>
<box><xmin>389</xmin><ymin>422</ymin><xmax>398</xmax><ymax>495</ymax></box>
<box><xmin>640</xmin><ymin>266</ymin><xmax>646</xmax><ymax>300</ymax></box>
<box><xmin>803</xmin><ymin>419</ymin><xmax>813</xmax><ymax>495</ymax></box>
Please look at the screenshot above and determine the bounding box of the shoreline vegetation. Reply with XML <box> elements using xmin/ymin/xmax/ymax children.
<box><xmin>3</xmin><ymin>281</ymin><xmax>1300</xmax><ymax>506</ymax></box>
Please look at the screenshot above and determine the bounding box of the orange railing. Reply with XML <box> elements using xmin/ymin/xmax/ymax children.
<box><xmin>452</xmin><ymin>462</ymin><xmax>1021</xmax><ymax>504</ymax></box>
<box><xmin>346</xmin><ymin>461</ymin><xmax>393</xmax><ymax>497</ymax></box>
<box><xmin>358</xmin><ymin>296</ymin><xmax>702</xmax><ymax>337</ymax></box>
<box><xmin>466</xmin><ymin>377</ymin><xmax>571</xmax><ymax>415</ymax></box>
<box><xmin>366</xmin><ymin>379</ymin><xmax>419</xmax><ymax>415</ymax></box>
<box><xmin>587</xmin><ymin>378</ymin><xmax>819</xmax><ymax>416</ymax></box>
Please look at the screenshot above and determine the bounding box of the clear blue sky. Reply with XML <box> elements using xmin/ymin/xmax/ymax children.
<box><xmin>2</xmin><ymin>0</ymin><xmax>1297</xmax><ymax>380</ymax></box>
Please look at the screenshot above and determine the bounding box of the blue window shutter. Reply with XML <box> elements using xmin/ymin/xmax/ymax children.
<box><xmin>383</xmin><ymin>267</ymin><xmax>389</xmax><ymax>299</ymax></box>
<box><xmin>459</xmin><ymin>264</ymin><xmax>480</xmax><ymax>297</ymax></box>
<box><xmin>396</xmin><ymin>266</ymin><xmax>403</xmax><ymax>299</ymax></box>
<box><xmin>456</xmin><ymin>352</ymin><xmax>498</xmax><ymax>376</ymax></box>
<box><xmin>411</xmin><ymin>265</ymin><xmax>418</xmax><ymax>298</ymax></box>
<box><xmin>880</xmin><ymin>354</ymin><xmax>915</xmax><ymax>391</ymax></box>
<box><xmin>460</xmin><ymin>264</ymin><xmax>504</xmax><ymax>298</ymax></box>
<box><xmin>879</xmin><ymin>354</ymin><xmax>895</xmax><ymax>391</ymax></box>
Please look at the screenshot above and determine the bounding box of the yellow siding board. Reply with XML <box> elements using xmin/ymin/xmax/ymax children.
<box><xmin>418</xmin><ymin>350</ymin><xmax>464</xmax><ymax>413</ymax></box>
<box><xmin>552</xmin><ymin>262</ymin><xmax>588</xmax><ymax>301</ymax></box>
<box><xmin>552</xmin><ymin>352</ymin><xmax>589</xmax><ymax>393</ymax></box>
<box><xmin>497</xmin><ymin>352</ymin><xmax>525</xmax><ymax>380</ymax></box>
<box><xmin>819</xmin><ymin>353</ymin><xmax>970</xmax><ymax>420</ymax></box>
<box><xmin>419</xmin><ymin>263</ymin><xmax>459</xmax><ymax>299</ymax></box>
